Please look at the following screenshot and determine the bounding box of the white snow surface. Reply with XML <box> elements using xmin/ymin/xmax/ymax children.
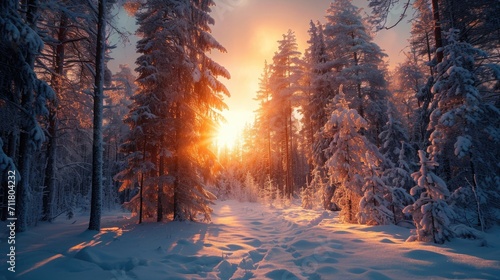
<box><xmin>2</xmin><ymin>200</ymin><xmax>500</xmax><ymax>280</ymax></box>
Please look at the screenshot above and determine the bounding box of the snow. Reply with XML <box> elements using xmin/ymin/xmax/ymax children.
<box><xmin>2</xmin><ymin>200</ymin><xmax>500</xmax><ymax>279</ymax></box>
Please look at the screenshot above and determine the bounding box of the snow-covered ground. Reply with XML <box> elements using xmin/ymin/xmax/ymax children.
<box><xmin>2</xmin><ymin>200</ymin><xmax>500</xmax><ymax>280</ymax></box>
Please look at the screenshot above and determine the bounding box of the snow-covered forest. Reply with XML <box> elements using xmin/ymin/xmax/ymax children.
<box><xmin>1</xmin><ymin>0</ymin><xmax>499</xmax><ymax>279</ymax></box>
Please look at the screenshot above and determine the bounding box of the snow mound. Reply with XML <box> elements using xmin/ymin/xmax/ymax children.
<box><xmin>74</xmin><ymin>247</ymin><xmax>148</xmax><ymax>271</ymax></box>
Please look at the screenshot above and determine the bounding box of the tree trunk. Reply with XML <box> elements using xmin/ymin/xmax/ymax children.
<box><xmin>42</xmin><ymin>110</ymin><xmax>57</xmax><ymax>221</ymax></box>
<box><xmin>469</xmin><ymin>159</ymin><xmax>484</xmax><ymax>232</ymax></box>
<box><xmin>157</xmin><ymin>152</ymin><xmax>164</xmax><ymax>222</ymax></box>
<box><xmin>16</xmin><ymin>0</ymin><xmax>39</xmax><ymax>232</ymax></box>
<box><xmin>173</xmin><ymin>103</ymin><xmax>181</xmax><ymax>221</ymax></box>
<box><xmin>88</xmin><ymin>0</ymin><xmax>106</xmax><ymax>231</ymax></box>
<box><xmin>139</xmin><ymin>138</ymin><xmax>146</xmax><ymax>224</ymax></box>
<box><xmin>285</xmin><ymin>104</ymin><xmax>291</xmax><ymax>198</ymax></box>
<box><xmin>43</xmin><ymin>12</ymin><xmax>67</xmax><ymax>222</ymax></box>
<box><xmin>431</xmin><ymin>0</ymin><xmax>443</xmax><ymax>63</ymax></box>
<box><xmin>424</xmin><ymin>32</ymin><xmax>434</xmax><ymax>76</ymax></box>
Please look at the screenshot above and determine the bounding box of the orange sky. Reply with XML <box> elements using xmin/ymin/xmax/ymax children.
<box><xmin>109</xmin><ymin>0</ymin><xmax>411</xmax><ymax>147</ymax></box>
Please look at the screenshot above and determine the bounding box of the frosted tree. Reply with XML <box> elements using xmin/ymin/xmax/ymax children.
<box><xmin>268</xmin><ymin>30</ymin><xmax>302</xmax><ymax>198</ymax></box>
<box><xmin>403</xmin><ymin>150</ymin><xmax>455</xmax><ymax>243</ymax></box>
<box><xmin>428</xmin><ymin>29</ymin><xmax>500</xmax><ymax>229</ymax></box>
<box><xmin>375</xmin><ymin>109</ymin><xmax>414</xmax><ymax>224</ymax></box>
<box><xmin>390</xmin><ymin>50</ymin><xmax>425</xmax><ymax>144</ymax></box>
<box><xmin>323</xmin><ymin>0</ymin><xmax>390</xmax><ymax>144</ymax></box>
<box><xmin>379</xmin><ymin>104</ymin><xmax>409</xmax><ymax>166</ymax></box>
<box><xmin>301</xmin><ymin>21</ymin><xmax>335</xmax><ymax>209</ymax></box>
<box><xmin>169</xmin><ymin>0</ymin><xmax>228</xmax><ymax>221</ymax></box>
<box><xmin>262</xmin><ymin>176</ymin><xmax>276</xmax><ymax>208</ymax></box>
<box><xmin>254</xmin><ymin>61</ymin><xmax>273</xmax><ymax>184</ymax></box>
<box><xmin>114</xmin><ymin>84</ymin><xmax>159</xmax><ymax>223</ymax></box>
<box><xmin>379</xmin><ymin>104</ymin><xmax>416</xmax><ymax>191</ymax></box>
<box><xmin>0</xmin><ymin>0</ymin><xmax>54</xmax><ymax>231</ymax></box>
<box><xmin>117</xmin><ymin>0</ymin><xmax>229</xmax><ymax>222</ymax></box>
<box><xmin>358</xmin><ymin>161</ymin><xmax>394</xmax><ymax>225</ymax></box>
<box><xmin>301</xmin><ymin>185</ymin><xmax>315</xmax><ymax>210</ymax></box>
<box><xmin>324</xmin><ymin>90</ymin><xmax>386</xmax><ymax>223</ymax></box>
<box><xmin>302</xmin><ymin>21</ymin><xmax>331</xmax><ymax>161</ymax></box>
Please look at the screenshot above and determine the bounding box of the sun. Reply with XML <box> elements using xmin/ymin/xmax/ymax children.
<box><xmin>214</xmin><ymin>110</ymin><xmax>253</xmax><ymax>150</ymax></box>
<box><xmin>215</xmin><ymin>123</ymin><xmax>239</xmax><ymax>150</ymax></box>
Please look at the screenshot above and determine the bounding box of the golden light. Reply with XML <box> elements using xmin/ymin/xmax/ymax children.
<box><xmin>215</xmin><ymin>110</ymin><xmax>253</xmax><ymax>150</ymax></box>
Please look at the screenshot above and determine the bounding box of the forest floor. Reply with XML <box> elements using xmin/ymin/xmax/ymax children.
<box><xmin>1</xmin><ymin>200</ymin><xmax>500</xmax><ymax>280</ymax></box>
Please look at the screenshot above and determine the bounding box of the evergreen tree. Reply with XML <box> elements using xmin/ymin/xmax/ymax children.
<box><xmin>390</xmin><ymin>51</ymin><xmax>425</xmax><ymax>144</ymax></box>
<box><xmin>301</xmin><ymin>21</ymin><xmax>335</xmax><ymax>209</ymax></box>
<box><xmin>117</xmin><ymin>0</ymin><xmax>228</xmax><ymax>222</ymax></box>
<box><xmin>253</xmin><ymin>61</ymin><xmax>273</xmax><ymax>187</ymax></box>
<box><xmin>403</xmin><ymin>150</ymin><xmax>455</xmax><ymax>243</ymax></box>
<box><xmin>428</xmin><ymin>29</ymin><xmax>500</xmax><ymax>228</ymax></box>
<box><xmin>358</xmin><ymin>162</ymin><xmax>394</xmax><ymax>225</ymax></box>
<box><xmin>268</xmin><ymin>30</ymin><xmax>302</xmax><ymax>198</ymax></box>
<box><xmin>324</xmin><ymin>90</ymin><xmax>386</xmax><ymax>223</ymax></box>
<box><xmin>0</xmin><ymin>0</ymin><xmax>54</xmax><ymax>231</ymax></box>
<box><xmin>323</xmin><ymin>0</ymin><xmax>390</xmax><ymax>144</ymax></box>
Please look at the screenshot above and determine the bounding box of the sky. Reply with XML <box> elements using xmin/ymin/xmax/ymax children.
<box><xmin>109</xmin><ymin>0</ymin><xmax>411</xmax><ymax>147</ymax></box>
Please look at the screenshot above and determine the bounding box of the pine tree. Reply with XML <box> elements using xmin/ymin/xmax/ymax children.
<box><xmin>252</xmin><ymin>61</ymin><xmax>275</xmax><ymax>188</ymax></box>
<box><xmin>390</xmin><ymin>51</ymin><xmax>425</xmax><ymax>144</ymax></box>
<box><xmin>403</xmin><ymin>150</ymin><xmax>455</xmax><ymax>244</ymax></box>
<box><xmin>323</xmin><ymin>0</ymin><xmax>390</xmax><ymax>144</ymax></box>
<box><xmin>428</xmin><ymin>29</ymin><xmax>500</xmax><ymax>228</ymax></box>
<box><xmin>301</xmin><ymin>184</ymin><xmax>315</xmax><ymax>210</ymax></box>
<box><xmin>268</xmin><ymin>30</ymin><xmax>302</xmax><ymax>199</ymax></box>
<box><xmin>358</xmin><ymin>161</ymin><xmax>394</xmax><ymax>225</ymax></box>
<box><xmin>324</xmin><ymin>90</ymin><xmax>386</xmax><ymax>223</ymax></box>
<box><xmin>1</xmin><ymin>0</ymin><xmax>54</xmax><ymax>231</ymax></box>
<box><xmin>301</xmin><ymin>21</ymin><xmax>336</xmax><ymax>209</ymax></box>
<box><xmin>117</xmin><ymin>0</ymin><xmax>228</xmax><ymax>222</ymax></box>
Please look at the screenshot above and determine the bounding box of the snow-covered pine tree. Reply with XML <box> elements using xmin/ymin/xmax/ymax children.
<box><xmin>403</xmin><ymin>150</ymin><xmax>455</xmax><ymax>243</ymax></box>
<box><xmin>301</xmin><ymin>21</ymin><xmax>336</xmax><ymax>210</ymax></box>
<box><xmin>254</xmin><ymin>61</ymin><xmax>273</xmax><ymax>186</ymax></box>
<box><xmin>379</xmin><ymin>104</ymin><xmax>409</xmax><ymax>166</ymax></box>
<box><xmin>358</xmin><ymin>160</ymin><xmax>394</xmax><ymax>225</ymax></box>
<box><xmin>301</xmin><ymin>184</ymin><xmax>315</xmax><ymax>210</ymax></box>
<box><xmin>390</xmin><ymin>51</ymin><xmax>425</xmax><ymax>144</ymax></box>
<box><xmin>170</xmin><ymin>0</ymin><xmax>229</xmax><ymax>221</ymax></box>
<box><xmin>379</xmin><ymin>105</ymin><xmax>417</xmax><ymax>204</ymax></box>
<box><xmin>324</xmin><ymin>89</ymin><xmax>387</xmax><ymax>223</ymax></box>
<box><xmin>268</xmin><ymin>30</ymin><xmax>302</xmax><ymax>199</ymax></box>
<box><xmin>114</xmin><ymin>87</ymin><xmax>158</xmax><ymax>223</ymax></box>
<box><xmin>427</xmin><ymin>29</ymin><xmax>500</xmax><ymax>229</ymax></box>
<box><xmin>323</xmin><ymin>0</ymin><xmax>390</xmax><ymax>144</ymax></box>
<box><xmin>1</xmin><ymin>0</ymin><xmax>54</xmax><ymax>231</ymax></box>
<box><xmin>117</xmin><ymin>0</ymin><xmax>228</xmax><ymax>222</ymax></box>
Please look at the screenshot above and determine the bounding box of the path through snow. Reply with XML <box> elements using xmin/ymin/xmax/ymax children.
<box><xmin>2</xmin><ymin>200</ymin><xmax>500</xmax><ymax>279</ymax></box>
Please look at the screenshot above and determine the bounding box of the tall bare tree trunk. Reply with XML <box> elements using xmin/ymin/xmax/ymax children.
<box><xmin>431</xmin><ymin>0</ymin><xmax>443</xmax><ymax>63</ymax></box>
<box><xmin>88</xmin><ymin>0</ymin><xmax>106</xmax><ymax>231</ymax></box>
<box><xmin>43</xmin><ymin>13</ymin><xmax>67</xmax><ymax>222</ymax></box>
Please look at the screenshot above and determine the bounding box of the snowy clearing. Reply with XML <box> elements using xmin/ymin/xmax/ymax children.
<box><xmin>2</xmin><ymin>200</ymin><xmax>499</xmax><ymax>280</ymax></box>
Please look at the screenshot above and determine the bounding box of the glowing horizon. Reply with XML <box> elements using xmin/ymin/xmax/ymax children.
<box><xmin>109</xmin><ymin>0</ymin><xmax>411</xmax><ymax>150</ymax></box>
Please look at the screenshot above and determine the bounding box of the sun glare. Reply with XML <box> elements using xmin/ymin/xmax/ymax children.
<box><xmin>215</xmin><ymin>111</ymin><xmax>253</xmax><ymax>150</ymax></box>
